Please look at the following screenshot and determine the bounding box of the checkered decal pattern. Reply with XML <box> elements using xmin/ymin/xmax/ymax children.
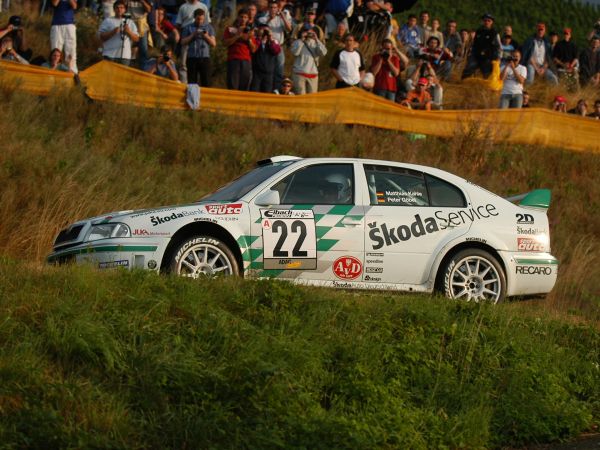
<box><xmin>240</xmin><ymin>205</ymin><xmax>365</xmax><ymax>278</ymax></box>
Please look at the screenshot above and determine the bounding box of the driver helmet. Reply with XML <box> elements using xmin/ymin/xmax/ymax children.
<box><xmin>325</xmin><ymin>173</ymin><xmax>353</xmax><ymax>203</ymax></box>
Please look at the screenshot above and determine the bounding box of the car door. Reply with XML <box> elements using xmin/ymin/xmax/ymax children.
<box><xmin>248</xmin><ymin>162</ymin><xmax>366</xmax><ymax>284</ymax></box>
<box><xmin>362</xmin><ymin>164</ymin><xmax>471</xmax><ymax>285</ymax></box>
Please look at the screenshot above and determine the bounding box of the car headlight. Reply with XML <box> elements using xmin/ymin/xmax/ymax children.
<box><xmin>86</xmin><ymin>223</ymin><xmax>131</xmax><ymax>242</ymax></box>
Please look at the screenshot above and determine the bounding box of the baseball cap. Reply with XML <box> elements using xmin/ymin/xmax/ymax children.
<box><xmin>418</xmin><ymin>77</ymin><xmax>428</xmax><ymax>85</ymax></box>
<box><xmin>482</xmin><ymin>13</ymin><xmax>494</xmax><ymax>21</ymax></box>
<box><xmin>554</xmin><ymin>95</ymin><xmax>566</xmax><ymax>104</ymax></box>
<box><xmin>305</xmin><ymin>7</ymin><xmax>316</xmax><ymax>14</ymax></box>
<box><xmin>563</xmin><ymin>28</ymin><xmax>572</xmax><ymax>34</ymax></box>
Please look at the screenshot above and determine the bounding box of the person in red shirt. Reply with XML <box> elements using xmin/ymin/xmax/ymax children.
<box><xmin>223</xmin><ymin>8</ymin><xmax>258</xmax><ymax>91</ymax></box>
<box><xmin>370</xmin><ymin>38</ymin><xmax>406</xmax><ymax>102</ymax></box>
<box><xmin>153</xmin><ymin>6</ymin><xmax>180</xmax><ymax>49</ymax></box>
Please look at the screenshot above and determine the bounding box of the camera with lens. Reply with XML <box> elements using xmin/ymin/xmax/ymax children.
<box><xmin>242</xmin><ymin>26</ymin><xmax>252</xmax><ymax>33</ymax></box>
<box><xmin>510</xmin><ymin>56</ymin><xmax>519</xmax><ymax>62</ymax></box>
<box><xmin>123</xmin><ymin>12</ymin><xmax>132</xmax><ymax>20</ymax></box>
<box><xmin>381</xmin><ymin>49</ymin><xmax>390</xmax><ymax>59</ymax></box>
<box><xmin>162</xmin><ymin>52</ymin><xmax>170</xmax><ymax>62</ymax></box>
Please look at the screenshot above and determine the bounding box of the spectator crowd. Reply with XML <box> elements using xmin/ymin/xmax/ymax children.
<box><xmin>1</xmin><ymin>0</ymin><xmax>600</xmax><ymax>117</ymax></box>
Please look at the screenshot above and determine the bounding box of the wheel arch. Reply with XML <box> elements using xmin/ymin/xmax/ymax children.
<box><xmin>433</xmin><ymin>241</ymin><xmax>507</xmax><ymax>292</ymax></box>
<box><xmin>160</xmin><ymin>222</ymin><xmax>244</xmax><ymax>275</ymax></box>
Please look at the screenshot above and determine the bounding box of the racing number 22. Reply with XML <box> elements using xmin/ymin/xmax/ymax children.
<box><xmin>272</xmin><ymin>220</ymin><xmax>307</xmax><ymax>257</ymax></box>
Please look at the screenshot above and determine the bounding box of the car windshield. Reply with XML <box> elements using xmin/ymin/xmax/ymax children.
<box><xmin>200</xmin><ymin>161</ymin><xmax>296</xmax><ymax>202</ymax></box>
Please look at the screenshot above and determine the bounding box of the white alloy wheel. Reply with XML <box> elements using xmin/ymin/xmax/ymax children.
<box><xmin>443</xmin><ymin>249</ymin><xmax>506</xmax><ymax>303</ymax></box>
<box><xmin>171</xmin><ymin>236</ymin><xmax>238</xmax><ymax>278</ymax></box>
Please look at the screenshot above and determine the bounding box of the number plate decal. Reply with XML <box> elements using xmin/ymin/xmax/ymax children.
<box><xmin>261</xmin><ymin>209</ymin><xmax>317</xmax><ymax>270</ymax></box>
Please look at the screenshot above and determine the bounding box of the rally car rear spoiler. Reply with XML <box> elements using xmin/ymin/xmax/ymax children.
<box><xmin>505</xmin><ymin>189</ymin><xmax>551</xmax><ymax>209</ymax></box>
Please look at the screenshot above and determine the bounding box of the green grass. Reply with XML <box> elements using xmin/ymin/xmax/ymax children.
<box><xmin>0</xmin><ymin>261</ymin><xmax>598</xmax><ymax>448</ymax></box>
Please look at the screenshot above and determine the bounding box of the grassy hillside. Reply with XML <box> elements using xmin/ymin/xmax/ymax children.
<box><xmin>404</xmin><ymin>0</ymin><xmax>600</xmax><ymax>47</ymax></box>
<box><xmin>0</xmin><ymin>262</ymin><xmax>598</xmax><ymax>448</ymax></box>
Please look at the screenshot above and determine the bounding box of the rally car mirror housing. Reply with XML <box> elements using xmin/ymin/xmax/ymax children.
<box><xmin>255</xmin><ymin>190</ymin><xmax>281</xmax><ymax>206</ymax></box>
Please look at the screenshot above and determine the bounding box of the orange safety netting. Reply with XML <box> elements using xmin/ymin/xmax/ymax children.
<box><xmin>2</xmin><ymin>60</ymin><xmax>598</xmax><ymax>153</ymax></box>
<box><xmin>0</xmin><ymin>60</ymin><xmax>74</xmax><ymax>94</ymax></box>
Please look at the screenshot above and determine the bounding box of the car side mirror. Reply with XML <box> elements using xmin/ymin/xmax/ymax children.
<box><xmin>254</xmin><ymin>190</ymin><xmax>281</xmax><ymax>206</ymax></box>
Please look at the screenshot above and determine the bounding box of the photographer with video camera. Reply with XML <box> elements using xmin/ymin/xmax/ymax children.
<box><xmin>370</xmin><ymin>38</ymin><xmax>403</xmax><ymax>102</ymax></box>
<box><xmin>146</xmin><ymin>45</ymin><xmax>179</xmax><ymax>81</ymax></box>
<box><xmin>290</xmin><ymin>18</ymin><xmax>327</xmax><ymax>95</ymax></box>
<box><xmin>499</xmin><ymin>49</ymin><xmax>526</xmax><ymax>109</ymax></box>
<box><xmin>98</xmin><ymin>0</ymin><xmax>140</xmax><ymax>66</ymax></box>
<box><xmin>223</xmin><ymin>8</ymin><xmax>258</xmax><ymax>91</ymax></box>
<box><xmin>250</xmin><ymin>23</ymin><xmax>281</xmax><ymax>93</ymax></box>
<box><xmin>181</xmin><ymin>8</ymin><xmax>215</xmax><ymax>86</ymax></box>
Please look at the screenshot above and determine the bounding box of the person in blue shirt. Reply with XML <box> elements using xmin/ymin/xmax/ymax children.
<box><xmin>180</xmin><ymin>8</ymin><xmax>216</xmax><ymax>86</ymax></box>
<box><xmin>398</xmin><ymin>14</ymin><xmax>422</xmax><ymax>58</ymax></box>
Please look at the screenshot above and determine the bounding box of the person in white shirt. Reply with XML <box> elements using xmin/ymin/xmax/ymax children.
<box><xmin>499</xmin><ymin>49</ymin><xmax>527</xmax><ymax>108</ymax></box>
<box><xmin>330</xmin><ymin>34</ymin><xmax>365</xmax><ymax>88</ymax></box>
<box><xmin>98</xmin><ymin>0</ymin><xmax>139</xmax><ymax>66</ymax></box>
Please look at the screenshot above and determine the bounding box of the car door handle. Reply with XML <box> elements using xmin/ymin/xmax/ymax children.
<box><xmin>341</xmin><ymin>217</ymin><xmax>362</xmax><ymax>226</ymax></box>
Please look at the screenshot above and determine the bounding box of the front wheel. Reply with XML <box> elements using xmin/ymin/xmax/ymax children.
<box><xmin>169</xmin><ymin>236</ymin><xmax>239</xmax><ymax>278</ymax></box>
<box><xmin>442</xmin><ymin>249</ymin><xmax>506</xmax><ymax>303</ymax></box>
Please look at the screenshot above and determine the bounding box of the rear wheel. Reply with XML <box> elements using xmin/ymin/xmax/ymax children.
<box><xmin>442</xmin><ymin>249</ymin><xmax>506</xmax><ymax>303</ymax></box>
<box><xmin>169</xmin><ymin>236</ymin><xmax>239</xmax><ymax>278</ymax></box>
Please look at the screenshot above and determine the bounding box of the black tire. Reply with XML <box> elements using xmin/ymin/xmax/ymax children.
<box><xmin>442</xmin><ymin>248</ymin><xmax>506</xmax><ymax>303</ymax></box>
<box><xmin>168</xmin><ymin>235</ymin><xmax>239</xmax><ymax>278</ymax></box>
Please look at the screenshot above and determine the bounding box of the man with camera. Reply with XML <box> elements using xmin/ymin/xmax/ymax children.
<box><xmin>50</xmin><ymin>0</ymin><xmax>77</xmax><ymax>73</ymax></box>
<box><xmin>146</xmin><ymin>45</ymin><xmax>179</xmax><ymax>81</ymax></box>
<box><xmin>258</xmin><ymin>1</ymin><xmax>292</xmax><ymax>92</ymax></box>
<box><xmin>370</xmin><ymin>38</ymin><xmax>402</xmax><ymax>102</ymax></box>
<box><xmin>0</xmin><ymin>35</ymin><xmax>28</xmax><ymax>64</ymax></box>
<box><xmin>181</xmin><ymin>8</ymin><xmax>215</xmax><ymax>86</ymax></box>
<box><xmin>223</xmin><ymin>8</ymin><xmax>258</xmax><ymax>91</ymax></box>
<box><xmin>176</xmin><ymin>0</ymin><xmax>211</xmax><ymax>83</ymax></box>
<box><xmin>0</xmin><ymin>16</ymin><xmax>32</xmax><ymax>61</ymax></box>
<box><xmin>98</xmin><ymin>0</ymin><xmax>140</xmax><ymax>66</ymax></box>
<box><xmin>499</xmin><ymin>49</ymin><xmax>526</xmax><ymax>109</ymax></box>
<box><xmin>250</xmin><ymin>23</ymin><xmax>282</xmax><ymax>92</ymax></box>
<box><xmin>290</xmin><ymin>20</ymin><xmax>327</xmax><ymax>95</ymax></box>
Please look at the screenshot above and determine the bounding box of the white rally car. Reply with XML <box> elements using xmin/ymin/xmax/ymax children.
<box><xmin>48</xmin><ymin>156</ymin><xmax>558</xmax><ymax>302</ymax></box>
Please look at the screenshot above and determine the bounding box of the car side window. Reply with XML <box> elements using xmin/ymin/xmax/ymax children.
<box><xmin>425</xmin><ymin>174</ymin><xmax>466</xmax><ymax>207</ymax></box>
<box><xmin>272</xmin><ymin>164</ymin><xmax>354</xmax><ymax>205</ymax></box>
<box><xmin>364</xmin><ymin>165</ymin><xmax>429</xmax><ymax>206</ymax></box>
